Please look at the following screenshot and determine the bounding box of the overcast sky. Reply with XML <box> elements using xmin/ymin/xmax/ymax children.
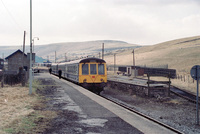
<box><xmin>0</xmin><ymin>0</ymin><xmax>200</xmax><ymax>46</ymax></box>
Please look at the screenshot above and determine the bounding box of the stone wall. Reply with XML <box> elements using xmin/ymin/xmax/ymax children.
<box><xmin>7</xmin><ymin>52</ymin><xmax>29</xmax><ymax>73</ymax></box>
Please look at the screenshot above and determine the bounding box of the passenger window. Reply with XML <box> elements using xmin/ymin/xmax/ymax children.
<box><xmin>98</xmin><ymin>64</ymin><xmax>104</xmax><ymax>75</ymax></box>
<box><xmin>90</xmin><ymin>64</ymin><xmax>97</xmax><ymax>75</ymax></box>
<box><xmin>82</xmin><ymin>64</ymin><xmax>88</xmax><ymax>75</ymax></box>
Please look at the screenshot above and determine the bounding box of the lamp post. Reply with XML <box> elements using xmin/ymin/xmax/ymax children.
<box><xmin>32</xmin><ymin>37</ymin><xmax>39</xmax><ymax>53</ymax></box>
<box><xmin>31</xmin><ymin>37</ymin><xmax>39</xmax><ymax>79</ymax></box>
<box><xmin>102</xmin><ymin>43</ymin><xmax>104</xmax><ymax>60</ymax></box>
<box><xmin>29</xmin><ymin>0</ymin><xmax>32</xmax><ymax>95</ymax></box>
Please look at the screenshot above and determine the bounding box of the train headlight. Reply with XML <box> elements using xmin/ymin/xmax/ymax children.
<box><xmin>101</xmin><ymin>79</ymin><xmax>104</xmax><ymax>82</ymax></box>
<box><xmin>83</xmin><ymin>79</ymin><xmax>87</xmax><ymax>82</ymax></box>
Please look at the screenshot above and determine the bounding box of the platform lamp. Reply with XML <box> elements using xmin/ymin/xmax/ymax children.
<box><xmin>32</xmin><ymin>37</ymin><xmax>39</xmax><ymax>53</ymax></box>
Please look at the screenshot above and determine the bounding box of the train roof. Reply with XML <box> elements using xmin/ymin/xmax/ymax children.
<box><xmin>52</xmin><ymin>58</ymin><xmax>106</xmax><ymax>66</ymax></box>
<box><xmin>80</xmin><ymin>58</ymin><xmax>106</xmax><ymax>63</ymax></box>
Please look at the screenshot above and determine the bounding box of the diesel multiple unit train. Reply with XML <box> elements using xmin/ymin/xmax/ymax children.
<box><xmin>51</xmin><ymin>58</ymin><xmax>107</xmax><ymax>94</ymax></box>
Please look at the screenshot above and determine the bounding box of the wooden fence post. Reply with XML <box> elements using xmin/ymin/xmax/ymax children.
<box><xmin>168</xmin><ymin>74</ymin><xmax>171</xmax><ymax>96</ymax></box>
<box><xmin>147</xmin><ymin>74</ymin><xmax>151</xmax><ymax>97</ymax></box>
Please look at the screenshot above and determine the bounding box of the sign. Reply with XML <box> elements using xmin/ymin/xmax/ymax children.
<box><xmin>190</xmin><ymin>65</ymin><xmax>200</xmax><ymax>125</ymax></box>
<box><xmin>144</xmin><ymin>67</ymin><xmax>176</xmax><ymax>78</ymax></box>
<box><xmin>190</xmin><ymin>65</ymin><xmax>200</xmax><ymax>80</ymax></box>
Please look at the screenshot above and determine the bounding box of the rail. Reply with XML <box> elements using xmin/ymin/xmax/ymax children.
<box><xmin>100</xmin><ymin>95</ymin><xmax>184</xmax><ymax>134</ymax></box>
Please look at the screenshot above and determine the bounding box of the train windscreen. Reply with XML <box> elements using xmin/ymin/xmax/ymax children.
<box><xmin>90</xmin><ymin>64</ymin><xmax>97</xmax><ymax>74</ymax></box>
<box><xmin>82</xmin><ymin>64</ymin><xmax>88</xmax><ymax>75</ymax></box>
<box><xmin>98</xmin><ymin>64</ymin><xmax>104</xmax><ymax>75</ymax></box>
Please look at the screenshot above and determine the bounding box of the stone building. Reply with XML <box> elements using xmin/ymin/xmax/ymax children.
<box><xmin>5</xmin><ymin>49</ymin><xmax>29</xmax><ymax>74</ymax></box>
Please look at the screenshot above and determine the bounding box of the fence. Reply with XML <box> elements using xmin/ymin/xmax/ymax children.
<box><xmin>0</xmin><ymin>69</ymin><xmax>27</xmax><ymax>87</ymax></box>
<box><xmin>176</xmin><ymin>73</ymin><xmax>195</xmax><ymax>83</ymax></box>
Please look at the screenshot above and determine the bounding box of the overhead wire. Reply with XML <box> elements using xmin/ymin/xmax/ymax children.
<box><xmin>0</xmin><ymin>0</ymin><xmax>24</xmax><ymax>32</ymax></box>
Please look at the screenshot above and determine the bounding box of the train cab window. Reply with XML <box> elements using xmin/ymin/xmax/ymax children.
<box><xmin>98</xmin><ymin>64</ymin><xmax>104</xmax><ymax>75</ymax></box>
<box><xmin>90</xmin><ymin>64</ymin><xmax>97</xmax><ymax>75</ymax></box>
<box><xmin>82</xmin><ymin>64</ymin><xmax>88</xmax><ymax>75</ymax></box>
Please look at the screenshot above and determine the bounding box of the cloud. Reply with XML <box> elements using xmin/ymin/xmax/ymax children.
<box><xmin>0</xmin><ymin>0</ymin><xmax>200</xmax><ymax>46</ymax></box>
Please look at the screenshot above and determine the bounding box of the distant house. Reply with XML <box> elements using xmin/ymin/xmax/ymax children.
<box><xmin>5</xmin><ymin>49</ymin><xmax>29</xmax><ymax>73</ymax></box>
<box><xmin>0</xmin><ymin>58</ymin><xmax>4</xmax><ymax>69</ymax></box>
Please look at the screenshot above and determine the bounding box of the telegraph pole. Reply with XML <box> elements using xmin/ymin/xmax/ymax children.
<box><xmin>22</xmin><ymin>31</ymin><xmax>26</xmax><ymax>68</ymax></box>
<box><xmin>132</xmin><ymin>49</ymin><xmax>135</xmax><ymax>66</ymax></box>
<box><xmin>65</xmin><ymin>53</ymin><xmax>67</xmax><ymax>62</ymax></box>
<box><xmin>29</xmin><ymin>0</ymin><xmax>32</xmax><ymax>95</ymax></box>
<box><xmin>55</xmin><ymin>51</ymin><xmax>56</xmax><ymax>63</ymax></box>
<box><xmin>114</xmin><ymin>53</ymin><xmax>116</xmax><ymax>74</ymax></box>
<box><xmin>132</xmin><ymin>49</ymin><xmax>136</xmax><ymax>77</ymax></box>
<box><xmin>102</xmin><ymin>43</ymin><xmax>104</xmax><ymax>60</ymax></box>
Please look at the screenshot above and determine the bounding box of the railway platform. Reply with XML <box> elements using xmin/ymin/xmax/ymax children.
<box><xmin>35</xmin><ymin>73</ymin><xmax>177</xmax><ymax>134</ymax></box>
<box><xmin>107</xmin><ymin>75</ymin><xmax>170</xmax><ymax>97</ymax></box>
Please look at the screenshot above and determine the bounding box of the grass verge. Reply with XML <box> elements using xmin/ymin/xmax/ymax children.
<box><xmin>1</xmin><ymin>79</ymin><xmax>57</xmax><ymax>134</ymax></box>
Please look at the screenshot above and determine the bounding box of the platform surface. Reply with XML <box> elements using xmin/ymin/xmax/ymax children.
<box><xmin>35</xmin><ymin>73</ymin><xmax>176</xmax><ymax>134</ymax></box>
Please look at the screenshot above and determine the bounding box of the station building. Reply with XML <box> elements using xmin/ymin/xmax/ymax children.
<box><xmin>5</xmin><ymin>49</ymin><xmax>35</xmax><ymax>74</ymax></box>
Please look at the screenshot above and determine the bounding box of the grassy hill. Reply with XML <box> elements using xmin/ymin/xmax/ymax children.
<box><xmin>35</xmin><ymin>40</ymin><xmax>139</xmax><ymax>62</ymax></box>
<box><xmin>1</xmin><ymin>36</ymin><xmax>200</xmax><ymax>75</ymax></box>
<box><xmin>0</xmin><ymin>40</ymin><xmax>139</xmax><ymax>62</ymax></box>
<box><xmin>105</xmin><ymin>36</ymin><xmax>200</xmax><ymax>74</ymax></box>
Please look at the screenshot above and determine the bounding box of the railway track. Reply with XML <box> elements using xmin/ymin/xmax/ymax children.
<box><xmin>100</xmin><ymin>94</ymin><xmax>183</xmax><ymax>134</ymax></box>
<box><xmin>170</xmin><ymin>86</ymin><xmax>200</xmax><ymax>103</ymax></box>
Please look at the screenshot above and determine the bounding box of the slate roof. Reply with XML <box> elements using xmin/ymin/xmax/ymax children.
<box><xmin>5</xmin><ymin>49</ymin><xmax>27</xmax><ymax>60</ymax></box>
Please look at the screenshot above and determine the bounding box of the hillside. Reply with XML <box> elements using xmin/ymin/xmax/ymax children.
<box><xmin>104</xmin><ymin>35</ymin><xmax>200</xmax><ymax>74</ymax></box>
<box><xmin>35</xmin><ymin>40</ymin><xmax>139</xmax><ymax>62</ymax></box>
<box><xmin>0</xmin><ymin>40</ymin><xmax>139</xmax><ymax>62</ymax></box>
<box><xmin>1</xmin><ymin>36</ymin><xmax>200</xmax><ymax>75</ymax></box>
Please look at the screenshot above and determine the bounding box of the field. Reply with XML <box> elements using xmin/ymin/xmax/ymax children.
<box><xmin>105</xmin><ymin>35</ymin><xmax>200</xmax><ymax>94</ymax></box>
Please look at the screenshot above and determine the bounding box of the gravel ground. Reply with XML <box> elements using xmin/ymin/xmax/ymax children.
<box><xmin>101</xmin><ymin>87</ymin><xmax>200</xmax><ymax>134</ymax></box>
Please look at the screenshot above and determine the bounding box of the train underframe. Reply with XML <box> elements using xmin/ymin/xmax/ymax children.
<box><xmin>52</xmin><ymin>73</ymin><xmax>106</xmax><ymax>94</ymax></box>
<box><xmin>81</xmin><ymin>82</ymin><xmax>106</xmax><ymax>94</ymax></box>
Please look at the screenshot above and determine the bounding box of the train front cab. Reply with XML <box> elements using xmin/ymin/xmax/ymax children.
<box><xmin>79</xmin><ymin>61</ymin><xmax>107</xmax><ymax>93</ymax></box>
